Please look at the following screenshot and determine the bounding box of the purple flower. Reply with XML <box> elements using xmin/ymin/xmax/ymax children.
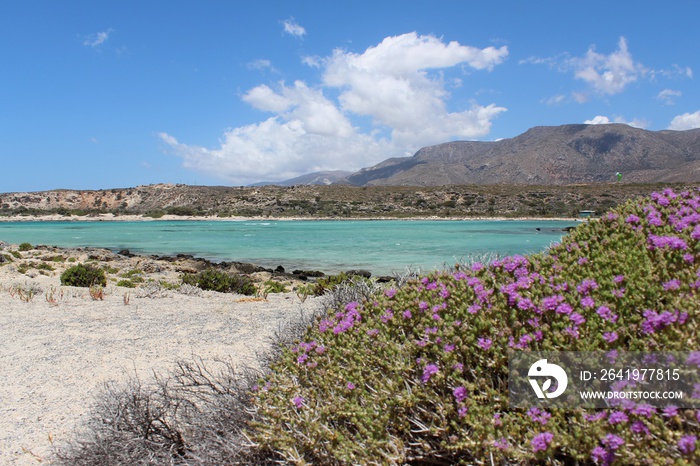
<box><xmin>591</xmin><ymin>446</ymin><xmax>614</xmax><ymax>465</ymax></box>
<box><xmin>418</xmin><ymin>301</ymin><xmax>429</xmax><ymax>311</ymax></box>
<box><xmin>630</xmin><ymin>420</ymin><xmax>649</xmax><ymax>435</ymax></box>
<box><xmin>662</xmin><ymin>405</ymin><xmax>679</xmax><ymax>417</ymax></box>
<box><xmin>663</xmin><ymin>279</ymin><xmax>681</xmax><ymax>291</ymax></box>
<box><xmin>385</xmin><ymin>288</ymin><xmax>397</xmax><ymax>298</ymax></box>
<box><xmin>578</xmin><ymin>256</ymin><xmax>589</xmax><ymax>265</ymax></box>
<box><xmin>625</xmin><ymin>214</ymin><xmax>640</xmax><ymax>224</ymax></box>
<box><xmin>603</xmin><ymin>331</ymin><xmax>618</xmax><ymax>343</ymax></box>
<box><xmin>613</xmin><ymin>274</ymin><xmax>625</xmax><ymax>284</ymax></box>
<box><xmin>631</xmin><ymin>403</ymin><xmax>656</xmax><ymax>418</ymax></box>
<box><xmin>422</xmin><ymin>364</ymin><xmax>439</xmax><ymax>383</ymax></box>
<box><xmin>597</xmin><ymin>306</ymin><xmax>618</xmax><ymax>323</ymax></box>
<box><xmin>292</xmin><ymin>396</ymin><xmax>304</xmax><ymax>409</ymax></box>
<box><xmin>531</xmin><ymin>432</ymin><xmax>554</xmax><ymax>452</ymax></box>
<box><xmin>580</xmin><ymin>296</ymin><xmax>595</xmax><ymax>309</ymax></box>
<box><xmin>477</xmin><ymin>337</ymin><xmax>492</xmax><ymax>350</ymax></box>
<box><xmin>403</xmin><ymin>309</ymin><xmax>412</xmax><ymax>319</ymax></box>
<box><xmin>678</xmin><ymin>435</ymin><xmax>697</xmax><ymax>454</ymax></box>
<box><xmin>453</xmin><ymin>386</ymin><xmax>468</xmax><ymax>403</ymax></box>
<box><xmin>452</xmin><ymin>362</ymin><xmax>464</xmax><ymax>372</ymax></box>
<box><xmin>608</xmin><ymin>411</ymin><xmax>628</xmax><ymax>425</ymax></box>
<box><xmin>602</xmin><ymin>434</ymin><xmax>625</xmax><ymax>450</ymax></box>
<box><xmin>458</xmin><ymin>406</ymin><xmax>468</xmax><ymax>418</ymax></box>
<box><xmin>346</xmin><ymin>382</ymin><xmax>356</xmax><ymax>390</ymax></box>
<box><xmin>686</xmin><ymin>351</ymin><xmax>700</xmax><ymax>367</ymax></box>
<box><xmin>577</xmin><ymin>279</ymin><xmax>599</xmax><ymax>294</ymax></box>
<box><xmin>556</xmin><ymin>302</ymin><xmax>573</xmax><ymax>315</ymax></box>
<box><xmin>443</xmin><ymin>343</ymin><xmax>455</xmax><ymax>353</ymax></box>
<box><xmin>528</xmin><ymin>407</ymin><xmax>552</xmax><ymax>425</ymax></box>
<box><xmin>584</xmin><ymin>411</ymin><xmax>607</xmax><ymax>422</ymax></box>
<box><xmin>493</xmin><ymin>437</ymin><xmax>509</xmax><ymax>450</ymax></box>
<box><xmin>570</xmin><ymin>312</ymin><xmax>586</xmax><ymax>325</ymax></box>
<box><xmin>648</xmin><ymin>235</ymin><xmax>688</xmax><ymax>250</ymax></box>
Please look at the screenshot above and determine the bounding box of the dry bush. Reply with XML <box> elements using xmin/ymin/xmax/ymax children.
<box><xmin>54</xmin><ymin>358</ymin><xmax>279</xmax><ymax>465</ymax></box>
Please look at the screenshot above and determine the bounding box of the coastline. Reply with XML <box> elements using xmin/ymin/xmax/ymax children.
<box><xmin>0</xmin><ymin>212</ymin><xmax>585</xmax><ymax>223</ymax></box>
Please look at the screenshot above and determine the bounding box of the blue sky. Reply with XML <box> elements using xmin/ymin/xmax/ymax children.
<box><xmin>2</xmin><ymin>1</ymin><xmax>699</xmax><ymax>191</ymax></box>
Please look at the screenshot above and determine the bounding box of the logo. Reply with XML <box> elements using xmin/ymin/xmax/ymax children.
<box><xmin>528</xmin><ymin>359</ymin><xmax>568</xmax><ymax>399</ymax></box>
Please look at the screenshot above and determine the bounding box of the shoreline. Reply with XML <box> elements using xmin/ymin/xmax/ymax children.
<box><xmin>0</xmin><ymin>212</ymin><xmax>585</xmax><ymax>223</ymax></box>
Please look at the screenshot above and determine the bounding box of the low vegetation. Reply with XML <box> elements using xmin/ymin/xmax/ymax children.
<box><xmin>53</xmin><ymin>187</ymin><xmax>700</xmax><ymax>464</ymax></box>
<box><xmin>60</xmin><ymin>263</ymin><xmax>107</xmax><ymax>288</ymax></box>
<box><xmin>181</xmin><ymin>268</ymin><xmax>257</xmax><ymax>296</ymax></box>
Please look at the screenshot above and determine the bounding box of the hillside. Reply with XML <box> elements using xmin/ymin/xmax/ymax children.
<box><xmin>0</xmin><ymin>183</ymin><xmax>694</xmax><ymax>219</ymax></box>
<box><xmin>346</xmin><ymin>124</ymin><xmax>700</xmax><ymax>186</ymax></box>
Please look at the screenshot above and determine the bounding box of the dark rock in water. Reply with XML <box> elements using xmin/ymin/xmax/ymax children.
<box><xmin>274</xmin><ymin>265</ymin><xmax>285</xmax><ymax>273</ymax></box>
<box><xmin>176</xmin><ymin>253</ymin><xmax>195</xmax><ymax>260</ymax></box>
<box><xmin>377</xmin><ymin>275</ymin><xmax>394</xmax><ymax>283</ymax></box>
<box><xmin>562</xmin><ymin>226</ymin><xmax>577</xmax><ymax>232</ymax></box>
<box><xmin>535</xmin><ymin>227</ymin><xmax>541</xmax><ymax>231</ymax></box>
<box><xmin>347</xmin><ymin>269</ymin><xmax>372</xmax><ymax>279</ymax></box>
<box><xmin>230</xmin><ymin>261</ymin><xmax>269</xmax><ymax>274</ymax></box>
<box><xmin>292</xmin><ymin>269</ymin><xmax>325</xmax><ymax>278</ymax></box>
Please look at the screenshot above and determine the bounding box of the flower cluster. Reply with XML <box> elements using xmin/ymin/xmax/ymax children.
<box><xmin>253</xmin><ymin>188</ymin><xmax>700</xmax><ymax>465</ymax></box>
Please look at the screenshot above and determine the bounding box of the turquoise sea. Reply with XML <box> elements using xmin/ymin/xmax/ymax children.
<box><xmin>0</xmin><ymin>220</ymin><xmax>576</xmax><ymax>276</ymax></box>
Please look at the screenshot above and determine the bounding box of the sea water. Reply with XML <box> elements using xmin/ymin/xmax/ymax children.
<box><xmin>0</xmin><ymin>219</ymin><xmax>575</xmax><ymax>276</ymax></box>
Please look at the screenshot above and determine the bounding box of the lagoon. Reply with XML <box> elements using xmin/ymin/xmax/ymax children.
<box><xmin>0</xmin><ymin>219</ymin><xmax>576</xmax><ymax>276</ymax></box>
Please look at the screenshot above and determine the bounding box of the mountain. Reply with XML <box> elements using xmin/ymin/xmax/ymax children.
<box><xmin>345</xmin><ymin>124</ymin><xmax>700</xmax><ymax>186</ymax></box>
<box><xmin>250</xmin><ymin>170</ymin><xmax>353</xmax><ymax>187</ymax></box>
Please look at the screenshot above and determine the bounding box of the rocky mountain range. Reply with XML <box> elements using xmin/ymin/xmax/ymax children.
<box><xmin>272</xmin><ymin>124</ymin><xmax>700</xmax><ymax>186</ymax></box>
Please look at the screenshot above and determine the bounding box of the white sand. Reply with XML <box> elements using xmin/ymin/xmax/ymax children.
<box><xmin>0</xmin><ymin>257</ymin><xmax>320</xmax><ymax>465</ymax></box>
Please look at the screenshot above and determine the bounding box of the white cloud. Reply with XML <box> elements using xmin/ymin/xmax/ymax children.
<box><xmin>584</xmin><ymin>115</ymin><xmax>649</xmax><ymax>129</ymax></box>
<box><xmin>668</xmin><ymin>110</ymin><xmax>700</xmax><ymax>130</ymax></box>
<box><xmin>570</xmin><ymin>37</ymin><xmax>646</xmax><ymax>96</ymax></box>
<box><xmin>282</xmin><ymin>18</ymin><xmax>306</xmax><ymax>37</ymax></box>
<box><xmin>163</xmin><ymin>33</ymin><xmax>508</xmax><ymax>184</ymax></box>
<box><xmin>657</xmin><ymin>89</ymin><xmax>682</xmax><ymax>105</ymax></box>
<box><xmin>83</xmin><ymin>28</ymin><xmax>113</xmax><ymax>48</ymax></box>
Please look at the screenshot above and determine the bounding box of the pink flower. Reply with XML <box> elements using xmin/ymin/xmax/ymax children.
<box><xmin>292</xmin><ymin>396</ymin><xmax>304</xmax><ymax>409</ymax></box>
<box><xmin>531</xmin><ymin>432</ymin><xmax>554</xmax><ymax>452</ymax></box>
<box><xmin>580</xmin><ymin>296</ymin><xmax>595</xmax><ymax>309</ymax></box>
<box><xmin>346</xmin><ymin>382</ymin><xmax>356</xmax><ymax>390</ymax></box>
<box><xmin>603</xmin><ymin>331</ymin><xmax>618</xmax><ymax>343</ymax></box>
<box><xmin>478</xmin><ymin>337</ymin><xmax>492</xmax><ymax>350</ymax></box>
<box><xmin>678</xmin><ymin>435</ymin><xmax>697</xmax><ymax>454</ymax></box>
<box><xmin>422</xmin><ymin>364</ymin><xmax>439</xmax><ymax>383</ymax></box>
<box><xmin>453</xmin><ymin>386</ymin><xmax>468</xmax><ymax>403</ymax></box>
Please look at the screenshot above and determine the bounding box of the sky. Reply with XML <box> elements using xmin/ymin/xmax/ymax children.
<box><xmin>1</xmin><ymin>0</ymin><xmax>699</xmax><ymax>191</ymax></box>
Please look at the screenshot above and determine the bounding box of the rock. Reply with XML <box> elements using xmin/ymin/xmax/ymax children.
<box><xmin>347</xmin><ymin>269</ymin><xmax>372</xmax><ymax>279</ymax></box>
<box><xmin>118</xmin><ymin>249</ymin><xmax>135</xmax><ymax>257</ymax></box>
<box><xmin>292</xmin><ymin>269</ymin><xmax>325</xmax><ymax>278</ymax></box>
<box><xmin>274</xmin><ymin>265</ymin><xmax>285</xmax><ymax>273</ymax></box>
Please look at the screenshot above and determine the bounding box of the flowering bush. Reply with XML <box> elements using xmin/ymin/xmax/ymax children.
<box><xmin>252</xmin><ymin>188</ymin><xmax>700</xmax><ymax>465</ymax></box>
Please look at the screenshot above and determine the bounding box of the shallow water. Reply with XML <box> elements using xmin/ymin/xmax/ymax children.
<box><xmin>0</xmin><ymin>219</ymin><xmax>575</xmax><ymax>275</ymax></box>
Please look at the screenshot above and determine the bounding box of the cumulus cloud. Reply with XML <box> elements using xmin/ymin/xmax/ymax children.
<box><xmin>668</xmin><ymin>110</ymin><xmax>700</xmax><ymax>130</ymax></box>
<box><xmin>657</xmin><ymin>89</ymin><xmax>682</xmax><ymax>105</ymax></box>
<box><xmin>282</xmin><ymin>18</ymin><xmax>306</xmax><ymax>37</ymax></box>
<box><xmin>570</xmin><ymin>37</ymin><xmax>646</xmax><ymax>96</ymax></box>
<box><xmin>83</xmin><ymin>28</ymin><xmax>113</xmax><ymax>48</ymax></box>
<box><xmin>584</xmin><ymin>115</ymin><xmax>649</xmax><ymax>129</ymax></box>
<box><xmin>163</xmin><ymin>32</ymin><xmax>508</xmax><ymax>184</ymax></box>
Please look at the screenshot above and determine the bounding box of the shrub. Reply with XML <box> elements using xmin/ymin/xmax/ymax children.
<box><xmin>18</xmin><ymin>242</ymin><xmax>33</xmax><ymax>251</ymax></box>
<box><xmin>181</xmin><ymin>269</ymin><xmax>256</xmax><ymax>296</ymax></box>
<box><xmin>116</xmin><ymin>279</ymin><xmax>137</xmax><ymax>288</ymax></box>
<box><xmin>60</xmin><ymin>264</ymin><xmax>107</xmax><ymax>287</ymax></box>
<box><xmin>263</xmin><ymin>280</ymin><xmax>288</xmax><ymax>294</ymax></box>
<box><xmin>252</xmin><ymin>188</ymin><xmax>700</xmax><ymax>465</ymax></box>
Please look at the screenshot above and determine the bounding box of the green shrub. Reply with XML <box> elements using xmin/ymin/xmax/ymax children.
<box><xmin>116</xmin><ymin>279</ymin><xmax>137</xmax><ymax>288</ymax></box>
<box><xmin>252</xmin><ymin>188</ymin><xmax>700</xmax><ymax>465</ymax></box>
<box><xmin>18</xmin><ymin>242</ymin><xmax>33</xmax><ymax>251</ymax></box>
<box><xmin>263</xmin><ymin>280</ymin><xmax>288</xmax><ymax>294</ymax></box>
<box><xmin>10</xmin><ymin>250</ymin><xmax>21</xmax><ymax>259</ymax></box>
<box><xmin>181</xmin><ymin>269</ymin><xmax>256</xmax><ymax>295</ymax></box>
<box><xmin>60</xmin><ymin>263</ymin><xmax>107</xmax><ymax>287</ymax></box>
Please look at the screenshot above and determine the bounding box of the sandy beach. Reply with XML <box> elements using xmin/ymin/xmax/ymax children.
<box><xmin>0</xmin><ymin>242</ymin><xmax>321</xmax><ymax>465</ymax></box>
